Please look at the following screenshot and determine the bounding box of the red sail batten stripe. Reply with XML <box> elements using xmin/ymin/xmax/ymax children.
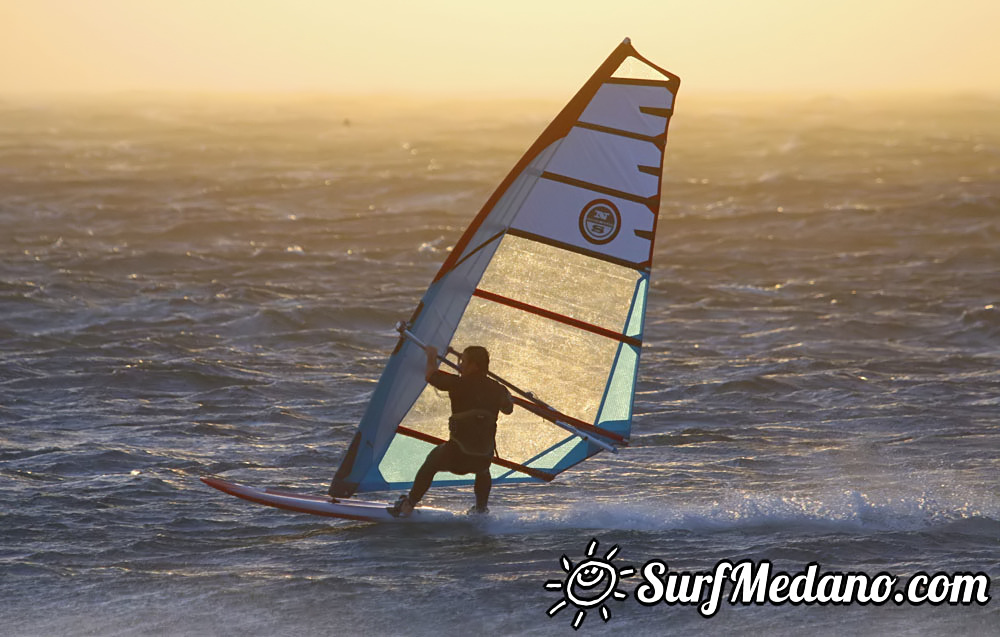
<box><xmin>396</xmin><ymin>426</ymin><xmax>556</xmax><ymax>482</ymax></box>
<box><xmin>473</xmin><ymin>288</ymin><xmax>642</xmax><ymax>348</ymax></box>
<box><xmin>510</xmin><ymin>396</ymin><xmax>628</xmax><ymax>445</ymax></box>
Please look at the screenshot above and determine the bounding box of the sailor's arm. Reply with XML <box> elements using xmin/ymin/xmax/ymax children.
<box><xmin>499</xmin><ymin>388</ymin><xmax>514</xmax><ymax>415</ymax></box>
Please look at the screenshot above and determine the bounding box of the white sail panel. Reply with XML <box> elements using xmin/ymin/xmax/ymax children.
<box><xmin>579</xmin><ymin>83</ymin><xmax>674</xmax><ymax>137</ymax></box>
<box><xmin>545</xmin><ymin>127</ymin><xmax>663</xmax><ymax>198</ymax></box>
<box><xmin>508</xmin><ymin>179</ymin><xmax>655</xmax><ymax>264</ymax></box>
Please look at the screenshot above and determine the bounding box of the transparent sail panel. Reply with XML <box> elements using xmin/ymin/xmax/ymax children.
<box><xmin>395</xmin><ymin>384</ymin><xmax>452</xmax><ymax>441</ymax></box>
<box><xmin>477</xmin><ymin>235</ymin><xmax>641</xmax><ymax>333</ymax></box>
<box><xmin>451</xmin><ymin>297</ymin><xmax>621</xmax><ymax>426</ymax></box>
<box><xmin>611</xmin><ymin>55</ymin><xmax>671</xmax><ymax>81</ymax></box>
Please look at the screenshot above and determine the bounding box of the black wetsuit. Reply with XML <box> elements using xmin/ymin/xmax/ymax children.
<box><xmin>407</xmin><ymin>370</ymin><xmax>514</xmax><ymax>508</ymax></box>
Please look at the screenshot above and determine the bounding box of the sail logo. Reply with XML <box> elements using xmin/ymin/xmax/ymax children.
<box><xmin>544</xmin><ymin>538</ymin><xmax>635</xmax><ymax>630</ymax></box>
<box><xmin>579</xmin><ymin>199</ymin><xmax>621</xmax><ymax>245</ymax></box>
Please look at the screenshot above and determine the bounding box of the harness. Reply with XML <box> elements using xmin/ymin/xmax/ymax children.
<box><xmin>448</xmin><ymin>408</ymin><xmax>497</xmax><ymax>457</ymax></box>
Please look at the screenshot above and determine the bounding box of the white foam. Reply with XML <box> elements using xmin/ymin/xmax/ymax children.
<box><xmin>476</xmin><ymin>489</ymin><xmax>997</xmax><ymax>536</ymax></box>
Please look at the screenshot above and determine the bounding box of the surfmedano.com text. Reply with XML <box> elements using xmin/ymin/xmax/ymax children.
<box><xmin>635</xmin><ymin>560</ymin><xmax>991</xmax><ymax>617</ymax></box>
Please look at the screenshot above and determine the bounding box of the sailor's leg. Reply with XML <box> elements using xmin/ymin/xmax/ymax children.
<box><xmin>408</xmin><ymin>444</ymin><xmax>448</xmax><ymax>504</ymax></box>
<box><xmin>473</xmin><ymin>468</ymin><xmax>492</xmax><ymax>510</ymax></box>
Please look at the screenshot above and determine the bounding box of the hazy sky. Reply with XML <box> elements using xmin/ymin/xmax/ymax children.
<box><xmin>2</xmin><ymin>0</ymin><xmax>998</xmax><ymax>96</ymax></box>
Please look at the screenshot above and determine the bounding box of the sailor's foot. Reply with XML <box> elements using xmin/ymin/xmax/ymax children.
<box><xmin>388</xmin><ymin>494</ymin><xmax>414</xmax><ymax>517</ymax></box>
<box><xmin>466</xmin><ymin>504</ymin><xmax>489</xmax><ymax>515</ymax></box>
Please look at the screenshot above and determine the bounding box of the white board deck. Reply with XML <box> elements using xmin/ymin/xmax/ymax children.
<box><xmin>201</xmin><ymin>476</ymin><xmax>457</xmax><ymax>523</ymax></box>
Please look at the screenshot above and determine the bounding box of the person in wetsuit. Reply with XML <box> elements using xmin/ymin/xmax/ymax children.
<box><xmin>390</xmin><ymin>344</ymin><xmax>513</xmax><ymax>516</ymax></box>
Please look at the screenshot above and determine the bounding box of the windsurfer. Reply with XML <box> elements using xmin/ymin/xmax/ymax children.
<box><xmin>390</xmin><ymin>344</ymin><xmax>513</xmax><ymax>516</ymax></box>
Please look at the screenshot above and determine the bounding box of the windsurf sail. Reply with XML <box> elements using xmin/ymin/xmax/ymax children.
<box><xmin>330</xmin><ymin>38</ymin><xmax>680</xmax><ymax>497</ymax></box>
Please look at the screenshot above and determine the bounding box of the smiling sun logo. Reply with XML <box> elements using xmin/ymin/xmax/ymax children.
<box><xmin>544</xmin><ymin>538</ymin><xmax>635</xmax><ymax>630</ymax></box>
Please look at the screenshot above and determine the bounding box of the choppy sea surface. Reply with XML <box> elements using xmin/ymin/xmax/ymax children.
<box><xmin>1</xmin><ymin>93</ymin><xmax>998</xmax><ymax>636</ymax></box>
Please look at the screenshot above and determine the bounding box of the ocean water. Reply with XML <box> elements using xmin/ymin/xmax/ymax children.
<box><xmin>1</xmin><ymin>93</ymin><xmax>997</xmax><ymax>636</ymax></box>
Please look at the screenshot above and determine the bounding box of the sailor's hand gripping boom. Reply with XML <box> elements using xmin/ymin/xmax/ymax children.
<box><xmin>394</xmin><ymin>322</ymin><xmax>622</xmax><ymax>453</ymax></box>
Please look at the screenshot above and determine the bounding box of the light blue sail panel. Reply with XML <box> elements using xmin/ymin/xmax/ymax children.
<box><xmin>595</xmin><ymin>276</ymin><xmax>648</xmax><ymax>437</ymax></box>
<box><xmin>519</xmin><ymin>436</ymin><xmax>591</xmax><ymax>476</ymax></box>
<box><xmin>330</xmin><ymin>40</ymin><xmax>679</xmax><ymax>498</ymax></box>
